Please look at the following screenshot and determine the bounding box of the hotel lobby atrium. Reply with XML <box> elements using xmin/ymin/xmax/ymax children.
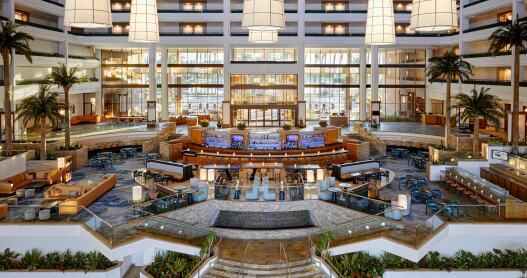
<box><xmin>1</xmin><ymin>0</ymin><xmax>527</xmax><ymax>277</ymax></box>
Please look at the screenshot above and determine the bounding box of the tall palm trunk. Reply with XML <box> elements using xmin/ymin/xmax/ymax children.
<box><xmin>445</xmin><ymin>76</ymin><xmax>452</xmax><ymax>149</ymax></box>
<box><xmin>473</xmin><ymin>117</ymin><xmax>480</xmax><ymax>158</ymax></box>
<box><xmin>2</xmin><ymin>50</ymin><xmax>12</xmax><ymax>153</ymax></box>
<box><xmin>64</xmin><ymin>87</ymin><xmax>70</xmax><ymax>149</ymax></box>
<box><xmin>40</xmin><ymin>115</ymin><xmax>47</xmax><ymax>160</ymax></box>
<box><xmin>511</xmin><ymin>47</ymin><xmax>520</xmax><ymax>152</ymax></box>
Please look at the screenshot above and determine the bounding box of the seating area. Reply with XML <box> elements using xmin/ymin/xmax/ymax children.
<box><xmin>0</xmin><ymin>170</ymin><xmax>58</xmax><ymax>195</ymax></box>
<box><xmin>70</xmin><ymin>115</ymin><xmax>98</xmax><ymax>125</ymax></box>
<box><xmin>43</xmin><ymin>174</ymin><xmax>117</xmax><ymax>215</ymax></box>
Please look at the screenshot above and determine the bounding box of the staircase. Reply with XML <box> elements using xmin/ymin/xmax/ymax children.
<box><xmin>203</xmin><ymin>257</ymin><xmax>326</xmax><ymax>278</ymax></box>
<box><xmin>201</xmin><ymin>239</ymin><xmax>328</xmax><ymax>278</ymax></box>
<box><xmin>351</xmin><ymin>122</ymin><xmax>387</xmax><ymax>157</ymax></box>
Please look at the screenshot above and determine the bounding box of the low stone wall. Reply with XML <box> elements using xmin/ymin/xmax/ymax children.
<box><xmin>51</xmin><ymin>146</ymin><xmax>88</xmax><ymax>170</ymax></box>
<box><xmin>449</xmin><ymin>134</ymin><xmax>500</xmax><ymax>152</ymax></box>
<box><xmin>142</xmin><ymin>123</ymin><xmax>177</xmax><ymax>154</ymax></box>
<box><xmin>0</xmin><ymin>262</ymin><xmax>125</xmax><ymax>278</ymax></box>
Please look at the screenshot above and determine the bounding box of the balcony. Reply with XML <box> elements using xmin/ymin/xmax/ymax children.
<box><xmin>15</xmin><ymin>19</ymin><xmax>63</xmax><ymax>33</ymax></box>
<box><xmin>305</xmin><ymin>33</ymin><xmax>364</xmax><ymax>37</ymax></box>
<box><xmin>70</xmin><ymin>31</ymin><xmax>223</xmax><ymax>37</ymax></box>
<box><xmin>428</xmin><ymin>78</ymin><xmax>527</xmax><ymax>87</ymax></box>
<box><xmin>463</xmin><ymin>21</ymin><xmax>507</xmax><ymax>34</ymax></box>
<box><xmin>112</xmin><ymin>9</ymin><xmax>223</xmax><ymax>13</ymax></box>
<box><xmin>230</xmin><ymin>9</ymin><xmax>297</xmax><ymax>13</ymax></box>
<box><xmin>40</xmin><ymin>0</ymin><xmax>63</xmax><ymax>6</ymax></box>
<box><xmin>231</xmin><ymin>32</ymin><xmax>297</xmax><ymax>37</ymax></box>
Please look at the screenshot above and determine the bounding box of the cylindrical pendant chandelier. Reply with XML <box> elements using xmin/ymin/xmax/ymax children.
<box><xmin>410</xmin><ymin>0</ymin><xmax>458</xmax><ymax>32</ymax></box>
<box><xmin>64</xmin><ymin>0</ymin><xmax>112</xmax><ymax>28</ymax></box>
<box><xmin>248</xmin><ymin>30</ymin><xmax>278</xmax><ymax>43</ymax></box>
<box><xmin>365</xmin><ymin>0</ymin><xmax>396</xmax><ymax>45</ymax></box>
<box><xmin>242</xmin><ymin>0</ymin><xmax>285</xmax><ymax>31</ymax></box>
<box><xmin>129</xmin><ymin>0</ymin><xmax>160</xmax><ymax>43</ymax></box>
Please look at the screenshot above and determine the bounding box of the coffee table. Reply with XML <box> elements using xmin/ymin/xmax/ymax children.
<box><xmin>182</xmin><ymin>188</ymin><xmax>197</xmax><ymax>204</ymax></box>
<box><xmin>328</xmin><ymin>187</ymin><xmax>342</xmax><ymax>203</ymax></box>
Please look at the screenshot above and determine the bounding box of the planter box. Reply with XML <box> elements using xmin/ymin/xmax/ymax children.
<box><xmin>449</xmin><ymin>134</ymin><xmax>499</xmax><ymax>152</ymax></box>
<box><xmin>428</xmin><ymin>146</ymin><xmax>469</xmax><ymax>162</ymax></box>
<box><xmin>51</xmin><ymin>146</ymin><xmax>88</xmax><ymax>170</ymax></box>
<box><xmin>0</xmin><ymin>262</ymin><xmax>125</xmax><ymax>278</ymax></box>
<box><xmin>481</xmin><ymin>143</ymin><xmax>527</xmax><ymax>164</ymax></box>
<box><xmin>384</xmin><ymin>270</ymin><xmax>524</xmax><ymax>278</ymax></box>
<box><xmin>426</xmin><ymin>162</ymin><xmax>448</xmax><ymax>181</ymax></box>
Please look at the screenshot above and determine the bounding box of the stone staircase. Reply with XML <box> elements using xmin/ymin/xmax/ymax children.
<box><xmin>203</xmin><ymin>257</ymin><xmax>326</xmax><ymax>278</ymax></box>
<box><xmin>352</xmin><ymin>122</ymin><xmax>387</xmax><ymax>156</ymax></box>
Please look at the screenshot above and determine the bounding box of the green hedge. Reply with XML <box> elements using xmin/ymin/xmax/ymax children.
<box><xmin>145</xmin><ymin>251</ymin><xmax>199</xmax><ymax>278</ymax></box>
<box><xmin>0</xmin><ymin>248</ymin><xmax>115</xmax><ymax>272</ymax></box>
<box><xmin>330</xmin><ymin>249</ymin><xmax>527</xmax><ymax>277</ymax></box>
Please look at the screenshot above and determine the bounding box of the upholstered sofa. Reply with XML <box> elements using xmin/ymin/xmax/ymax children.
<box><xmin>0</xmin><ymin>170</ymin><xmax>58</xmax><ymax>195</ymax></box>
<box><xmin>317</xmin><ymin>180</ymin><xmax>333</xmax><ymax>201</ymax></box>
<box><xmin>51</xmin><ymin>174</ymin><xmax>116</xmax><ymax>215</ymax></box>
<box><xmin>192</xmin><ymin>186</ymin><xmax>208</xmax><ymax>203</ymax></box>
<box><xmin>263</xmin><ymin>184</ymin><xmax>276</xmax><ymax>201</ymax></box>
<box><xmin>245</xmin><ymin>180</ymin><xmax>260</xmax><ymax>201</ymax></box>
<box><xmin>71</xmin><ymin>115</ymin><xmax>98</xmax><ymax>125</ymax></box>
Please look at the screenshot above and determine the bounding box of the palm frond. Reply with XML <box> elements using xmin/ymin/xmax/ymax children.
<box><xmin>488</xmin><ymin>21</ymin><xmax>527</xmax><ymax>56</ymax></box>
<box><xmin>455</xmin><ymin>86</ymin><xmax>505</xmax><ymax>128</ymax></box>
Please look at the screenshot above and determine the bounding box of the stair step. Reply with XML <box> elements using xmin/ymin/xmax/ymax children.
<box><xmin>210</xmin><ymin>262</ymin><xmax>318</xmax><ymax>275</ymax></box>
<box><xmin>217</xmin><ymin>258</ymin><xmax>312</xmax><ymax>269</ymax></box>
<box><xmin>207</xmin><ymin>268</ymin><xmax>324</xmax><ymax>278</ymax></box>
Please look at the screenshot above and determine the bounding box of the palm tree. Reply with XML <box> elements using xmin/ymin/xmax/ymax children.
<box><xmin>455</xmin><ymin>86</ymin><xmax>505</xmax><ymax>157</ymax></box>
<box><xmin>48</xmin><ymin>63</ymin><xmax>81</xmax><ymax>149</ymax></box>
<box><xmin>488</xmin><ymin>20</ymin><xmax>527</xmax><ymax>151</ymax></box>
<box><xmin>427</xmin><ymin>50</ymin><xmax>473</xmax><ymax>148</ymax></box>
<box><xmin>0</xmin><ymin>21</ymin><xmax>33</xmax><ymax>153</ymax></box>
<box><xmin>16</xmin><ymin>84</ymin><xmax>65</xmax><ymax>160</ymax></box>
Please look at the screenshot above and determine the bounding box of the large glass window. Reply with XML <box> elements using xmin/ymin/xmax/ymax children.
<box><xmin>230</xmin><ymin>74</ymin><xmax>298</xmax><ymax>105</ymax></box>
<box><xmin>232</xmin><ymin>48</ymin><xmax>297</xmax><ymax>62</ymax></box>
<box><xmin>304</xmin><ymin>48</ymin><xmax>361</xmax><ymax>121</ymax></box>
<box><xmin>167</xmin><ymin>48</ymin><xmax>224</xmax><ymax>119</ymax></box>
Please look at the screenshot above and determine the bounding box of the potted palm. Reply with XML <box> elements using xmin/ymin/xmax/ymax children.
<box><xmin>488</xmin><ymin>20</ymin><xmax>527</xmax><ymax>152</ymax></box>
<box><xmin>427</xmin><ymin>50</ymin><xmax>472</xmax><ymax>149</ymax></box>
<box><xmin>0</xmin><ymin>21</ymin><xmax>33</xmax><ymax>153</ymax></box>
<box><xmin>455</xmin><ymin>87</ymin><xmax>504</xmax><ymax>158</ymax></box>
<box><xmin>48</xmin><ymin>63</ymin><xmax>82</xmax><ymax>150</ymax></box>
<box><xmin>16</xmin><ymin>84</ymin><xmax>65</xmax><ymax>160</ymax></box>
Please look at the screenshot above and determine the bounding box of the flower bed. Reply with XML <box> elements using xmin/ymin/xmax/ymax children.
<box><xmin>143</xmin><ymin>251</ymin><xmax>199</xmax><ymax>278</ymax></box>
<box><xmin>0</xmin><ymin>248</ymin><xmax>120</xmax><ymax>277</ymax></box>
<box><xmin>330</xmin><ymin>249</ymin><xmax>527</xmax><ymax>278</ymax></box>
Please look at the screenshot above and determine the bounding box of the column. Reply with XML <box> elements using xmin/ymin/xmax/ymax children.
<box><xmin>370</xmin><ymin>45</ymin><xmax>379</xmax><ymax>101</ymax></box>
<box><xmin>222</xmin><ymin>43</ymin><xmax>231</xmax><ymax>126</ymax></box>
<box><xmin>2</xmin><ymin>0</ymin><xmax>14</xmax><ymax>19</ymax></box>
<box><xmin>95</xmin><ymin>50</ymin><xmax>103</xmax><ymax>117</ymax></box>
<box><xmin>359</xmin><ymin>47</ymin><xmax>367</xmax><ymax>121</ymax></box>
<box><xmin>425</xmin><ymin>49</ymin><xmax>433</xmax><ymax>114</ymax></box>
<box><xmin>297</xmin><ymin>44</ymin><xmax>306</xmax><ymax>126</ymax></box>
<box><xmin>148</xmin><ymin>43</ymin><xmax>157</xmax><ymax>102</ymax></box>
<box><xmin>160</xmin><ymin>47</ymin><xmax>169</xmax><ymax>121</ymax></box>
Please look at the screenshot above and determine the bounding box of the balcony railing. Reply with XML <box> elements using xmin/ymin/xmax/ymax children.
<box><xmin>70</xmin><ymin>32</ymin><xmax>223</xmax><ymax>37</ymax></box>
<box><xmin>230</xmin><ymin>9</ymin><xmax>297</xmax><ymax>13</ymax></box>
<box><xmin>428</xmin><ymin>79</ymin><xmax>527</xmax><ymax>87</ymax></box>
<box><xmin>231</xmin><ymin>32</ymin><xmax>297</xmax><ymax>36</ymax></box>
<box><xmin>305</xmin><ymin>33</ymin><xmax>365</xmax><ymax>37</ymax></box>
<box><xmin>304</xmin><ymin>9</ymin><xmax>410</xmax><ymax>13</ymax></box>
<box><xmin>463</xmin><ymin>21</ymin><xmax>507</xmax><ymax>33</ymax></box>
<box><xmin>462</xmin><ymin>49</ymin><xmax>527</xmax><ymax>58</ymax></box>
<box><xmin>15</xmin><ymin>19</ymin><xmax>63</xmax><ymax>33</ymax></box>
<box><xmin>463</xmin><ymin>0</ymin><xmax>488</xmax><ymax>8</ymax></box>
<box><xmin>41</xmin><ymin>0</ymin><xmax>64</xmax><ymax>7</ymax></box>
<box><xmin>112</xmin><ymin>9</ymin><xmax>223</xmax><ymax>13</ymax></box>
<box><xmin>231</xmin><ymin>60</ymin><xmax>297</xmax><ymax>64</ymax></box>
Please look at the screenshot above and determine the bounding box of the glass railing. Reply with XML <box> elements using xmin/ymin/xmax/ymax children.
<box><xmin>41</xmin><ymin>0</ymin><xmax>64</xmax><ymax>7</ymax></box>
<box><xmin>463</xmin><ymin>0</ymin><xmax>488</xmax><ymax>8</ymax></box>
<box><xmin>0</xmin><ymin>204</ymin><xmax>209</xmax><ymax>246</ymax></box>
<box><xmin>445</xmin><ymin>167</ymin><xmax>510</xmax><ymax>204</ymax></box>
<box><xmin>15</xmin><ymin>20</ymin><xmax>63</xmax><ymax>32</ymax></box>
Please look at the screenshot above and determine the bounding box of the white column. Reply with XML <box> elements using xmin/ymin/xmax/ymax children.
<box><xmin>148</xmin><ymin>43</ymin><xmax>157</xmax><ymax>102</ymax></box>
<box><xmin>359</xmin><ymin>47</ymin><xmax>367</xmax><ymax>121</ymax></box>
<box><xmin>425</xmin><ymin>49</ymin><xmax>433</xmax><ymax>114</ymax></box>
<box><xmin>370</xmin><ymin>45</ymin><xmax>379</xmax><ymax>101</ymax></box>
<box><xmin>95</xmin><ymin>50</ymin><xmax>103</xmax><ymax>118</ymax></box>
<box><xmin>2</xmin><ymin>0</ymin><xmax>14</xmax><ymax>19</ymax></box>
<box><xmin>160</xmin><ymin>47</ymin><xmax>168</xmax><ymax>121</ymax></box>
<box><xmin>222</xmin><ymin>43</ymin><xmax>231</xmax><ymax>125</ymax></box>
<box><xmin>297</xmin><ymin>44</ymin><xmax>306</xmax><ymax>125</ymax></box>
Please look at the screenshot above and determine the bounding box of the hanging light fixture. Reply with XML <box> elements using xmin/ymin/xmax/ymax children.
<box><xmin>248</xmin><ymin>30</ymin><xmax>278</xmax><ymax>43</ymax></box>
<box><xmin>365</xmin><ymin>0</ymin><xmax>395</xmax><ymax>45</ymax></box>
<box><xmin>410</xmin><ymin>0</ymin><xmax>458</xmax><ymax>32</ymax></box>
<box><xmin>129</xmin><ymin>0</ymin><xmax>160</xmax><ymax>43</ymax></box>
<box><xmin>64</xmin><ymin>0</ymin><xmax>112</xmax><ymax>28</ymax></box>
<box><xmin>242</xmin><ymin>0</ymin><xmax>285</xmax><ymax>31</ymax></box>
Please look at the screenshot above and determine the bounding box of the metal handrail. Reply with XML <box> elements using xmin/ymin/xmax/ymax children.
<box><xmin>185</xmin><ymin>236</ymin><xmax>223</xmax><ymax>278</ymax></box>
<box><xmin>279</xmin><ymin>242</ymin><xmax>291</xmax><ymax>278</ymax></box>
<box><xmin>307</xmin><ymin>235</ymin><xmax>344</xmax><ymax>278</ymax></box>
<box><xmin>237</xmin><ymin>241</ymin><xmax>250</xmax><ymax>278</ymax></box>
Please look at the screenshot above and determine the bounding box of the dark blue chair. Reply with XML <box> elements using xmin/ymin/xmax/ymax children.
<box><xmin>432</xmin><ymin>189</ymin><xmax>442</xmax><ymax>199</ymax></box>
<box><xmin>426</xmin><ymin>200</ymin><xmax>438</xmax><ymax>214</ymax></box>
<box><xmin>418</xmin><ymin>178</ymin><xmax>428</xmax><ymax>187</ymax></box>
<box><xmin>398</xmin><ymin>177</ymin><xmax>408</xmax><ymax>189</ymax></box>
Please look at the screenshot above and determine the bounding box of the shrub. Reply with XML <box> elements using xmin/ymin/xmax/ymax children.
<box><xmin>58</xmin><ymin>143</ymin><xmax>83</xmax><ymax>151</ymax></box>
<box><xmin>282</xmin><ymin>123</ymin><xmax>293</xmax><ymax>131</ymax></box>
<box><xmin>319</xmin><ymin>120</ymin><xmax>328</xmax><ymax>127</ymax></box>
<box><xmin>0</xmin><ymin>248</ymin><xmax>114</xmax><ymax>272</ymax></box>
<box><xmin>199</xmin><ymin>120</ymin><xmax>210</xmax><ymax>128</ymax></box>
<box><xmin>330</xmin><ymin>249</ymin><xmax>527</xmax><ymax>276</ymax></box>
<box><xmin>145</xmin><ymin>251</ymin><xmax>199</xmax><ymax>278</ymax></box>
<box><xmin>237</xmin><ymin>122</ymin><xmax>247</xmax><ymax>130</ymax></box>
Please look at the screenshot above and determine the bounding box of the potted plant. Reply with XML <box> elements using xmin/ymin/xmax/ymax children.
<box><xmin>216</xmin><ymin>120</ymin><xmax>222</xmax><ymax>128</ymax></box>
<box><xmin>282</xmin><ymin>123</ymin><xmax>293</xmax><ymax>131</ymax></box>
<box><xmin>319</xmin><ymin>120</ymin><xmax>328</xmax><ymax>128</ymax></box>
<box><xmin>199</xmin><ymin>120</ymin><xmax>210</xmax><ymax>128</ymax></box>
<box><xmin>237</xmin><ymin>122</ymin><xmax>247</xmax><ymax>130</ymax></box>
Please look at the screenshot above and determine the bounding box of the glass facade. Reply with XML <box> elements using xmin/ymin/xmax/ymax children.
<box><xmin>167</xmin><ymin>48</ymin><xmax>224</xmax><ymax>119</ymax></box>
<box><xmin>305</xmin><ymin>48</ymin><xmax>361</xmax><ymax>120</ymax></box>
<box><xmin>231</xmin><ymin>48</ymin><xmax>297</xmax><ymax>62</ymax></box>
<box><xmin>102</xmin><ymin>49</ymin><xmax>153</xmax><ymax>117</ymax></box>
<box><xmin>374</xmin><ymin>49</ymin><xmax>426</xmax><ymax>121</ymax></box>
